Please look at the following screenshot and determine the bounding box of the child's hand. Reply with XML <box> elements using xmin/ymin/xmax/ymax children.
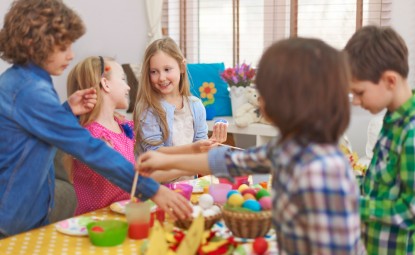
<box><xmin>67</xmin><ymin>88</ymin><xmax>97</xmax><ymax>116</ymax></box>
<box><xmin>209</xmin><ymin>121</ymin><xmax>228</xmax><ymax>144</ymax></box>
<box><xmin>192</xmin><ymin>139</ymin><xmax>216</xmax><ymax>153</ymax></box>
<box><xmin>137</xmin><ymin>151</ymin><xmax>169</xmax><ymax>176</ymax></box>
<box><xmin>150</xmin><ymin>185</ymin><xmax>192</xmax><ymax>220</ymax></box>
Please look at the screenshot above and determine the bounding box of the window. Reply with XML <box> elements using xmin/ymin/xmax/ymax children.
<box><xmin>162</xmin><ymin>0</ymin><xmax>391</xmax><ymax>67</ymax></box>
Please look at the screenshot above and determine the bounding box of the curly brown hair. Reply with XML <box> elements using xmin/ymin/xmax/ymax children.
<box><xmin>0</xmin><ymin>0</ymin><xmax>85</xmax><ymax>65</ymax></box>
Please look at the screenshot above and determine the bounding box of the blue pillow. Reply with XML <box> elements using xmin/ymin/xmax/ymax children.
<box><xmin>187</xmin><ymin>63</ymin><xmax>232</xmax><ymax>117</ymax></box>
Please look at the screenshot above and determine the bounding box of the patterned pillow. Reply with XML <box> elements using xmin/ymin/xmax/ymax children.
<box><xmin>187</xmin><ymin>63</ymin><xmax>232</xmax><ymax>117</ymax></box>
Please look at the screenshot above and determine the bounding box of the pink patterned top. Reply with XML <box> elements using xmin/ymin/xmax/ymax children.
<box><xmin>73</xmin><ymin>117</ymin><xmax>134</xmax><ymax>215</ymax></box>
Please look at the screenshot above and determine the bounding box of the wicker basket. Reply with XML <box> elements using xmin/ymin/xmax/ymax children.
<box><xmin>222</xmin><ymin>209</ymin><xmax>272</xmax><ymax>239</ymax></box>
<box><xmin>174</xmin><ymin>213</ymin><xmax>222</xmax><ymax>230</ymax></box>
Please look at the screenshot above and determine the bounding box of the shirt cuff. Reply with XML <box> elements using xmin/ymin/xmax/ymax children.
<box><xmin>208</xmin><ymin>147</ymin><xmax>234</xmax><ymax>182</ymax></box>
<box><xmin>135</xmin><ymin>175</ymin><xmax>160</xmax><ymax>201</ymax></box>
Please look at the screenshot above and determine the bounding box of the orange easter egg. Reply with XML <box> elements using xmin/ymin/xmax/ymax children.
<box><xmin>243</xmin><ymin>193</ymin><xmax>256</xmax><ymax>201</ymax></box>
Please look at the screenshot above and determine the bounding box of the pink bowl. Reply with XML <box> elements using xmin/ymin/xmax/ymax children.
<box><xmin>209</xmin><ymin>183</ymin><xmax>232</xmax><ymax>205</ymax></box>
<box><xmin>164</xmin><ymin>183</ymin><xmax>193</xmax><ymax>200</ymax></box>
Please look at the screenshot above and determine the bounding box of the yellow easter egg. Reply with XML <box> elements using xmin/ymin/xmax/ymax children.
<box><xmin>237</xmin><ymin>184</ymin><xmax>249</xmax><ymax>193</ymax></box>
<box><xmin>243</xmin><ymin>193</ymin><xmax>256</xmax><ymax>201</ymax></box>
<box><xmin>227</xmin><ymin>194</ymin><xmax>244</xmax><ymax>207</ymax></box>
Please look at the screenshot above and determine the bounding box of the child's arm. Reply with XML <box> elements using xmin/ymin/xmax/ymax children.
<box><xmin>149</xmin><ymin>169</ymin><xmax>194</xmax><ymax>183</ymax></box>
<box><xmin>139</xmin><ymin>151</ymin><xmax>211</xmax><ymax>176</ymax></box>
<box><xmin>66</xmin><ymin>88</ymin><xmax>97</xmax><ymax>116</ymax></box>
<box><xmin>138</xmin><ymin>142</ymin><xmax>274</xmax><ymax>178</ymax></box>
<box><xmin>157</xmin><ymin>139</ymin><xmax>216</xmax><ymax>154</ymax></box>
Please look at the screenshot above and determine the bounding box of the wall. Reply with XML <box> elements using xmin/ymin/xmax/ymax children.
<box><xmin>0</xmin><ymin>0</ymin><xmax>414</xmax><ymax>156</ymax></box>
<box><xmin>0</xmin><ymin>0</ymin><xmax>149</xmax><ymax>101</ymax></box>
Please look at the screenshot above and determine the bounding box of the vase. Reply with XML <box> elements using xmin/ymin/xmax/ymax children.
<box><xmin>229</xmin><ymin>86</ymin><xmax>250</xmax><ymax>117</ymax></box>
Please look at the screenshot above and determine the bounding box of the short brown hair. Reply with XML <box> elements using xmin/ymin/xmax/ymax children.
<box><xmin>0</xmin><ymin>0</ymin><xmax>85</xmax><ymax>65</ymax></box>
<box><xmin>344</xmin><ymin>25</ymin><xmax>408</xmax><ymax>83</ymax></box>
<box><xmin>256</xmin><ymin>38</ymin><xmax>350</xmax><ymax>144</ymax></box>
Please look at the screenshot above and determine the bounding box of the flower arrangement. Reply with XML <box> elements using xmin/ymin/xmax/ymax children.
<box><xmin>220</xmin><ymin>63</ymin><xmax>256</xmax><ymax>87</ymax></box>
<box><xmin>199</xmin><ymin>82</ymin><xmax>217</xmax><ymax>107</ymax></box>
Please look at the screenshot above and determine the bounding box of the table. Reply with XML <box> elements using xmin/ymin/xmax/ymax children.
<box><xmin>207</xmin><ymin>116</ymin><xmax>278</xmax><ymax>146</ymax></box>
<box><xmin>0</xmin><ymin>189</ymin><xmax>278</xmax><ymax>254</ymax></box>
<box><xmin>0</xmin><ymin>207</ymin><xmax>143</xmax><ymax>255</ymax></box>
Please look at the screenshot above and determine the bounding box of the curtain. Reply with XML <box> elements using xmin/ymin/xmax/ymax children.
<box><xmin>145</xmin><ymin>0</ymin><xmax>163</xmax><ymax>44</ymax></box>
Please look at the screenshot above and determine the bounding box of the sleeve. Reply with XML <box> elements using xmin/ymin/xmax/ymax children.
<box><xmin>360</xmin><ymin>128</ymin><xmax>415</xmax><ymax>230</ymax></box>
<box><xmin>298</xmin><ymin>159</ymin><xmax>361</xmax><ymax>253</ymax></box>
<box><xmin>192</xmin><ymin>98</ymin><xmax>209</xmax><ymax>141</ymax></box>
<box><xmin>139</xmin><ymin>109</ymin><xmax>166</xmax><ymax>152</ymax></box>
<box><xmin>14</xmin><ymin>87</ymin><xmax>159</xmax><ymax>200</ymax></box>
<box><xmin>208</xmin><ymin>141</ymin><xmax>273</xmax><ymax>182</ymax></box>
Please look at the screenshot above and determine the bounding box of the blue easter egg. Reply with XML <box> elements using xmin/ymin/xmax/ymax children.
<box><xmin>226</xmin><ymin>190</ymin><xmax>240</xmax><ymax>199</ymax></box>
<box><xmin>242</xmin><ymin>200</ymin><xmax>261</xmax><ymax>212</ymax></box>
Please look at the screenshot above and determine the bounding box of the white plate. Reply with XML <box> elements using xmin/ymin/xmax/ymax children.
<box><xmin>55</xmin><ymin>216</ymin><xmax>101</xmax><ymax>236</ymax></box>
<box><xmin>109</xmin><ymin>200</ymin><xmax>157</xmax><ymax>215</ymax></box>
<box><xmin>109</xmin><ymin>200</ymin><xmax>131</xmax><ymax>214</ymax></box>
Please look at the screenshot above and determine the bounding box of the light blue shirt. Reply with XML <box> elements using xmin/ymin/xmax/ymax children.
<box><xmin>0</xmin><ymin>63</ymin><xmax>160</xmax><ymax>236</ymax></box>
<box><xmin>138</xmin><ymin>96</ymin><xmax>208</xmax><ymax>152</ymax></box>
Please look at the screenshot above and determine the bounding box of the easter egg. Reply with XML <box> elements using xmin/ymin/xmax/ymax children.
<box><xmin>241</xmin><ymin>188</ymin><xmax>256</xmax><ymax>196</ymax></box>
<box><xmin>258</xmin><ymin>197</ymin><xmax>272</xmax><ymax>210</ymax></box>
<box><xmin>256</xmin><ymin>189</ymin><xmax>270</xmax><ymax>200</ymax></box>
<box><xmin>227</xmin><ymin>193</ymin><xmax>244</xmax><ymax>207</ymax></box>
<box><xmin>243</xmin><ymin>193</ymin><xmax>256</xmax><ymax>201</ymax></box>
<box><xmin>198</xmin><ymin>194</ymin><xmax>214</xmax><ymax>209</ymax></box>
<box><xmin>237</xmin><ymin>184</ymin><xmax>249</xmax><ymax>193</ymax></box>
<box><xmin>253</xmin><ymin>237</ymin><xmax>268</xmax><ymax>255</ymax></box>
<box><xmin>226</xmin><ymin>190</ymin><xmax>240</xmax><ymax>199</ymax></box>
<box><xmin>253</xmin><ymin>184</ymin><xmax>262</xmax><ymax>189</ymax></box>
<box><xmin>242</xmin><ymin>200</ymin><xmax>261</xmax><ymax>212</ymax></box>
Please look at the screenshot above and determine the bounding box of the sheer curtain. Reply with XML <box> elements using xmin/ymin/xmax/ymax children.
<box><xmin>145</xmin><ymin>0</ymin><xmax>164</xmax><ymax>43</ymax></box>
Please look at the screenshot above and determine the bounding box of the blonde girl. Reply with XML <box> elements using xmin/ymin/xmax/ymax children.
<box><xmin>134</xmin><ymin>37</ymin><xmax>227</xmax><ymax>183</ymax></box>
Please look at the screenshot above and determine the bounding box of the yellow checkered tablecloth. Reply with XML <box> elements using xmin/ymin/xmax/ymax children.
<box><xmin>0</xmin><ymin>207</ymin><xmax>146</xmax><ymax>255</ymax></box>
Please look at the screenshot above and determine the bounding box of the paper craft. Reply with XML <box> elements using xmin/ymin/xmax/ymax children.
<box><xmin>175</xmin><ymin>214</ymin><xmax>205</xmax><ymax>255</ymax></box>
<box><xmin>146</xmin><ymin>220</ymin><xmax>169</xmax><ymax>255</ymax></box>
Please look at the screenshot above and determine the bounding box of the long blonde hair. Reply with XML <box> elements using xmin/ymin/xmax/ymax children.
<box><xmin>134</xmin><ymin>37</ymin><xmax>191</xmax><ymax>151</ymax></box>
<box><xmin>64</xmin><ymin>56</ymin><xmax>119</xmax><ymax>181</ymax></box>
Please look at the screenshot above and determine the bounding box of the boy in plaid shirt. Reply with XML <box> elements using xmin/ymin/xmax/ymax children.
<box><xmin>345</xmin><ymin>25</ymin><xmax>415</xmax><ymax>254</ymax></box>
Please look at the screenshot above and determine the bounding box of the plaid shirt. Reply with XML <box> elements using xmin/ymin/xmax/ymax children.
<box><xmin>360</xmin><ymin>95</ymin><xmax>415</xmax><ymax>254</ymax></box>
<box><xmin>209</xmin><ymin>139</ymin><xmax>363</xmax><ymax>254</ymax></box>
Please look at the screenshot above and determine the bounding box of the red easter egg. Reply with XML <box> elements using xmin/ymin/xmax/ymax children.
<box><xmin>241</xmin><ymin>188</ymin><xmax>257</xmax><ymax>196</ymax></box>
<box><xmin>253</xmin><ymin>237</ymin><xmax>268</xmax><ymax>255</ymax></box>
<box><xmin>91</xmin><ymin>226</ymin><xmax>104</xmax><ymax>233</ymax></box>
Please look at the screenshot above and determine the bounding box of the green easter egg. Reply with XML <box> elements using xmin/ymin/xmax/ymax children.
<box><xmin>256</xmin><ymin>189</ymin><xmax>270</xmax><ymax>200</ymax></box>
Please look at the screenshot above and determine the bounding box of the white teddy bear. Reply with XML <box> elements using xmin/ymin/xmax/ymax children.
<box><xmin>234</xmin><ymin>86</ymin><xmax>269</xmax><ymax>127</ymax></box>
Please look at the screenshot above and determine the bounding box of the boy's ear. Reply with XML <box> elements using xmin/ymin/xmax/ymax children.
<box><xmin>381</xmin><ymin>71</ymin><xmax>398</xmax><ymax>90</ymax></box>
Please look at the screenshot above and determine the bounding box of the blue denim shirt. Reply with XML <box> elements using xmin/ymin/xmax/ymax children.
<box><xmin>0</xmin><ymin>63</ymin><xmax>160</xmax><ymax>236</ymax></box>
<box><xmin>138</xmin><ymin>96</ymin><xmax>208</xmax><ymax>152</ymax></box>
